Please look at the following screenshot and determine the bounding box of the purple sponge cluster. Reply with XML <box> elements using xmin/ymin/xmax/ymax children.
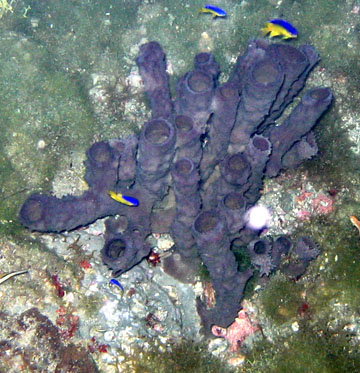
<box><xmin>19</xmin><ymin>39</ymin><xmax>332</xmax><ymax>329</ymax></box>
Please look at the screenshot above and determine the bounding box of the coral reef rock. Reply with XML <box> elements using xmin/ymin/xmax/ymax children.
<box><xmin>0</xmin><ymin>308</ymin><xmax>97</xmax><ymax>372</ymax></box>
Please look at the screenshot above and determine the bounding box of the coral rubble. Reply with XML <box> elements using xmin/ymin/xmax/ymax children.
<box><xmin>19</xmin><ymin>39</ymin><xmax>332</xmax><ymax>330</ymax></box>
<box><xmin>0</xmin><ymin>308</ymin><xmax>97</xmax><ymax>372</ymax></box>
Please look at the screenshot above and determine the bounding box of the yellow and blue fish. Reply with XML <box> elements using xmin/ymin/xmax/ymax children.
<box><xmin>109</xmin><ymin>278</ymin><xmax>124</xmax><ymax>290</ymax></box>
<box><xmin>261</xmin><ymin>19</ymin><xmax>298</xmax><ymax>39</ymax></box>
<box><xmin>199</xmin><ymin>5</ymin><xmax>226</xmax><ymax>18</ymax></box>
<box><xmin>108</xmin><ymin>190</ymin><xmax>139</xmax><ymax>207</ymax></box>
<box><xmin>109</xmin><ymin>278</ymin><xmax>124</xmax><ymax>297</ymax></box>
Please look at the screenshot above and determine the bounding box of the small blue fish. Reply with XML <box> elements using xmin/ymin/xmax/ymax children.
<box><xmin>261</xmin><ymin>19</ymin><xmax>298</xmax><ymax>39</ymax></box>
<box><xmin>199</xmin><ymin>5</ymin><xmax>226</xmax><ymax>18</ymax></box>
<box><xmin>109</xmin><ymin>278</ymin><xmax>124</xmax><ymax>292</ymax></box>
<box><xmin>108</xmin><ymin>190</ymin><xmax>139</xmax><ymax>207</ymax></box>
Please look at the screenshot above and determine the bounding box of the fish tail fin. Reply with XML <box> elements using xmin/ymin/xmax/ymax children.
<box><xmin>260</xmin><ymin>24</ymin><xmax>270</xmax><ymax>35</ymax></box>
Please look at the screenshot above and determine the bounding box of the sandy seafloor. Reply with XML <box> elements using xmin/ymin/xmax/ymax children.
<box><xmin>0</xmin><ymin>0</ymin><xmax>359</xmax><ymax>372</ymax></box>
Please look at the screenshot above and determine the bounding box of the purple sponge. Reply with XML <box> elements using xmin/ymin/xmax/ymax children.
<box><xmin>19</xmin><ymin>39</ymin><xmax>333</xmax><ymax>332</ymax></box>
<box><xmin>19</xmin><ymin>191</ymin><xmax>119</xmax><ymax>233</ymax></box>
<box><xmin>230</xmin><ymin>58</ymin><xmax>283</xmax><ymax>152</ymax></box>
<box><xmin>193</xmin><ymin>210</ymin><xmax>253</xmax><ymax>327</ymax></box>
<box><xmin>200</xmin><ymin>82</ymin><xmax>240</xmax><ymax>181</ymax></box>
<box><xmin>137</xmin><ymin>118</ymin><xmax>176</xmax><ymax>196</ymax></box>
<box><xmin>266</xmin><ymin>87</ymin><xmax>333</xmax><ymax>177</ymax></box>
<box><xmin>170</xmin><ymin>158</ymin><xmax>201</xmax><ymax>258</ymax></box>
<box><xmin>136</xmin><ymin>41</ymin><xmax>173</xmax><ymax>120</ymax></box>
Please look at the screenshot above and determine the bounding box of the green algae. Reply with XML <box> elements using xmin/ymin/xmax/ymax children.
<box><xmin>245</xmin><ymin>323</ymin><xmax>360</xmax><ymax>373</ymax></box>
<box><xmin>127</xmin><ymin>340</ymin><xmax>234</xmax><ymax>373</ymax></box>
<box><xmin>302</xmin><ymin>218</ymin><xmax>360</xmax><ymax>312</ymax></box>
<box><xmin>304</xmin><ymin>107</ymin><xmax>360</xmax><ymax>194</ymax></box>
<box><xmin>259</xmin><ymin>273</ymin><xmax>303</xmax><ymax>325</ymax></box>
<box><xmin>80</xmin><ymin>293</ymin><xmax>103</xmax><ymax>319</ymax></box>
<box><xmin>0</xmin><ymin>30</ymin><xmax>98</xmax><ymax>237</ymax></box>
<box><xmin>250</xmin><ymin>189</ymin><xmax>360</xmax><ymax>370</ymax></box>
<box><xmin>251</xmin><ymin>200</ymin><xmax>360</xmax><ymax>370</ymax></box>
<box><xmin>197</xmin><ymin>262</ymin><xmax>211</xmax><ymax>283</ymax></box>
<box><xmin>232</xmin><ymin>242</ymin><xmax>252</xmax><ymax>272</ymax></box>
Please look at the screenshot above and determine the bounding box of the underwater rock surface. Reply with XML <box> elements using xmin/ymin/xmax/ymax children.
<box><xmin>19</xmin><ymin>39</ymin><xmax>332</xmax><ymax>329</ymax></box>
<box><xmin>0</xmin><ymin>308</ymin><xmax>97</xmax><ymax>372</ymax></box>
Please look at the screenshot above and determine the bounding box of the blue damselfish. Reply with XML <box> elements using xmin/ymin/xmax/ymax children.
<box><xmin>109</xmin><ymin>278</ymin><xmax>124</xmax><ymax>291</ymax></box>
<box><xmin>199</xmin><ymin>5</ymin><xmax>226</xmax><ymax>18</ymax></box>
<box><xmin>108</xmin><ymin>190</ymin><xmax>139</xmax><ymax>206</ymax></box>
<box><xmin>261</xmin><ymin>19</ymin><xmax>298</xmax><ymax>39</ymax></box>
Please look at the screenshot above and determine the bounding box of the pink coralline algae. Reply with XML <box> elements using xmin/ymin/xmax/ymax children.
<box><xmin>296</xmin><ymin>189</ymin><xmax>335</xmax><ymax>220</ymax></box>
<box><xmin>312</xmin><ymin>193</ymin><xmax>334</xmax><ymax>214</ymax></box>
<box><xmin>211</xmin><ymin>309</ymin><xmax>260</xmax><ymax>351</ymax></box>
